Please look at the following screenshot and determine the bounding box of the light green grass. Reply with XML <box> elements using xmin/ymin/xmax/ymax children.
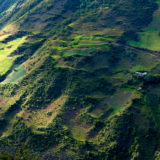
<box><xmin>128</xmin><ymin>0</ymin><xmax>160</xmax><ymax>51</ymax></box>
<box><xmin>0</xmin><ymin>37</ymin><xmax>26</xmax><ymax>75</ymax></box>
<box><xmin>3</xmin><ymin>65</ymin><xmax>26</xmax><ymax>83</ymax></box>
<box><xmin>130</xmin><ymin>65</ymin><xmax>147</xmax><ymax>72</ymax></box>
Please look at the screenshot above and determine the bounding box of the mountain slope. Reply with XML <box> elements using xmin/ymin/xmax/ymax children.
<box><xmin>0</xmin><ymin>0</ymin><xmax>160</xmax><ymax>159</ymax></box>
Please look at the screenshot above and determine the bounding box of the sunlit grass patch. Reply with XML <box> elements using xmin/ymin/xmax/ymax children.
<box><xmin>3</xmin><ymin>65</ymin><xmax>26</xmax><ymax>83</ymax></box>
<box><xmin>20</xmin><ymin>95</ymin><xmax>68</xmax><ymax>131</ymax></box>
<box><xmin>68</xmin><ymin>120</ymin><xmax>90</xmax><ymax>141</ymax></box>
<box><xmin>0</xmin><ymin>36</ymin><xmax>26</xmax><ymax>75</ymax></box>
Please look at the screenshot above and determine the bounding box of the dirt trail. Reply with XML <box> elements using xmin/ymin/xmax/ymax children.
<box><xmin>109</xmin><ymin>41</ymin><xmax>160</xmax><ymax>61</ymax></box>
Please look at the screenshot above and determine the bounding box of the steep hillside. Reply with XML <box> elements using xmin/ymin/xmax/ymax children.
<box><xmin>0</xmin><ymin>0</ymin><xmax>160</xmax><ymax>159</ymax></box>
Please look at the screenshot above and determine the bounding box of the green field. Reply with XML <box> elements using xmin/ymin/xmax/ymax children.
<box><xmin>0</xmin><ymin>37</ymin><xmax>26</xmax><ymax>75</ymax></box>
<box><xmin>128</xmin><ymin>0</ymin><xmax>160</xmax><ymax>51</ymax></box>
<box><xmin>3</xmin><ymin>65</ymin><xmax>26</xmax><ymax>83</ymax></box>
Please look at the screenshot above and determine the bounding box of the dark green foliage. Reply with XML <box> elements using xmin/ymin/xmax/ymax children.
<box><xmin>144</xmin><ymin>75</ymin><xmax>160</xmax><ymax>85</ymax></box>
<box><xmin>108</xmin><ymin>46</ymin><xmax>124</xmax><ymax>65</ymax></box>
<box><xmin>119</xmin><ymin>30</ymin><xmax>138</xmax><ymax>44</ymax></box>
<box><xmin>4</xmin><ymin>101</ymin><xmax>21</xmax><ymax>117</ymax></box>
<box><xmin>146</xmin><ymin>93</ymin><xmax>159</xmax><ymax>108</ymax></box>
<box><xmin>9</xmin><ymin>118</ymin><xmax>32</xmax><ymax>143</ymax></box>
<box><xmin>64</xmin><ymin>0</ymin><xmax>80</xmax><ymax>10</ymax></box>
<box><xmin>0</xmin><ymin>84</ymin><xmax>18</xmax><ymax>96</ymax></box>
<box><xmin>4</xmin><ymin>116</ymin><xmax>72</xmax><ymax>152</ymax></box>
<box><xmin>21</xmin><ymin>61</ymin><xmax>68</xmax><ymax>109</ymax></box>
<box><xmin>97</xmin><ymin>111</ymin><xmax>138</xmax><ymax>160</ymax></box>
<box><xmin>0</xmin><ymin>119</ymin><xmax>7</xmax><ymax>132</ymax></box>
<box><xmin>0</xmin><ymin>153</ymin><xmax>12</xmax><ymax>160</ymax></box>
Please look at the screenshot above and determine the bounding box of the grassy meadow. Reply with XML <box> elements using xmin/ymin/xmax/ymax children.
<box><xmin>0</xmin><ymin>36</ymin><xmax>26</xmax><ymax>75</ymax></box>
<box><xmin>128</xmin><ymin>0</ymin><xmax>160</xmax><ymax>51</ymax></box>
